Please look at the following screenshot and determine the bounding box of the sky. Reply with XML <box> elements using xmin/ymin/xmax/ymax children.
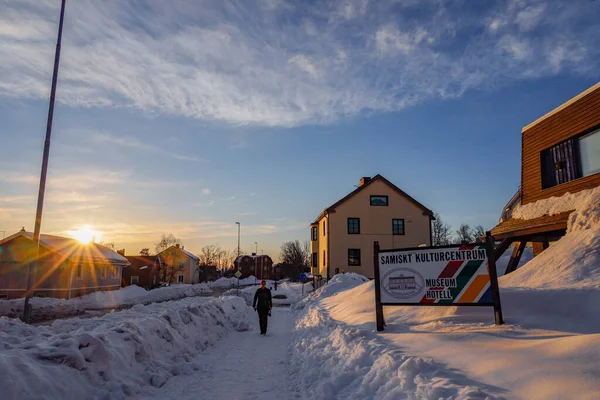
<box><xmin>1</xmin><ymin>0</ymin><xmax>599</xmax><ymax>261</ymax></box>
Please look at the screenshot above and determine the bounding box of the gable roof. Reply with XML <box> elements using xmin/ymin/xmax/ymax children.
<box><xmin>0</xmin><ymin>231</ymin><xmax>130</xmax><ymax>265</ymax></box>
<box><xmin>157</xmin><ymin>245</ymin><xmax>199</xmax><ymax>260</ymax></box>
<box><xmin>312</xmin><ymin>174</ymin><xmax>433</xmax><ymax>224</ymax></box>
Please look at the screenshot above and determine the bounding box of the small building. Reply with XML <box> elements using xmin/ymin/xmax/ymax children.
<box><xmin>234</xmin><ymin>254</ymin><xmax>274</xmax><ymax>280</ymax></box>
<box><xmin>122</xmin><ymin>255</ymin><xmax>160</xmax><ymax>289</ymax></box>
<box><xmin>491</xmin><ymin>82</ymin><xmax>600</xmax><ymax>273</ymax></box>
<box><xmin>0</xmin><ymin>229</ymin><xmax>129</xmax><ymax>299</ymax></box>
<box><xmin>311</xmin><ymin>174</ymin><xmax>434</xmax><ymax>279</ymax></box>
<box><xmin>156</xmin><ymin>244</ymin><xmax>199</xmax><ymax>284</ymax></box>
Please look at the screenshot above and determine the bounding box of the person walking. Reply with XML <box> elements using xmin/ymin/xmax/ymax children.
<box><xmin>253</xmin><ymin>280</ymin><xmax>272</xmax><ymax>335</ymax></box>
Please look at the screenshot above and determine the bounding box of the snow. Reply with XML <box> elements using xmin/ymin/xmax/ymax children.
<box><xmin>293</xmin><ymin>272</ymin><xmax>369</xmax><ymax>309</ymax></box>
<box><xmin>0</xmin><ymin>296</ymin><xmax>251</xmax><ymax>400</ymax></box>
<box><xmin>147</xmin><ymin>308</ymin><xmax>293</xmax><ymax>399</ymax></box>
<box><xmin>209</xmin><ymin>275</ymin><xmax>261</xmax><ymax>288</ymax></box>
<box><xmin>229</xmin><ymin>281</ymin><xmax>314</xmax><ymax>306</ymax></box>
<box><xmin>511</xmin><ymin>186</ymin><xmax>600</xmax><ymax>223</ymax></box>
<box><xmin>0</xmin><ymin>284</ymin><xmax>212</xmax><ymax>321</ymax></box>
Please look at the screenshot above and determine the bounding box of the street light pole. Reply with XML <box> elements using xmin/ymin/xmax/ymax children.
<box><xmin>23</xmin><ymin>0</ymin><xmax>67</xmax><ymax>323</ymax></box>
<box><xmin>254</xmin><ymin>241</ymin><xmax>258</xmax><ymax>284</ymax></box>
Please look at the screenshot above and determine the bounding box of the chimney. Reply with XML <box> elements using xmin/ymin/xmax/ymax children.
<box><xmin>176</xmin><ymin>243</ymin><xmax>180</xmax><ymax>249</ymax></box>
<box><xmin>117</xmin><ymin>249</ymin><xmax>125</xmax><ymax>256</ymax></box>
<box><xmin>360</xmin><ymin>177</ymin><xmax>371</xmax><ymax>186</ymax></box>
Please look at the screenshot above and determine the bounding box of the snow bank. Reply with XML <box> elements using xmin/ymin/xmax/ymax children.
<box><xmin>222</xmin><ymin>280</ymin><xmax>312</xmax><ymax>306</ymax></box>
<box><xmin>0</xmin><ymin>284</ymin><xmax>213</xmax><ymax>321</ymax></box>
<box><xmin>0</xmin><ymin>296</ymin><xmax>251</xmax><ymax>400</ymax></box>
<box><xmin>209</xmin><ymin>276</ymin><xmax>259</xmax><ymax>288</ymax></box>
<box><xmin>293</xmin><ymin>273</ymin><xmax>369</xmax><ymax>309</ymax></box>
<box><xmin>290</xmin><ymin>298</ymin><xmax>501</xmax><ymax>399</ymax></box>
<box><xmin>511</xmin><ymin>186</ymin><xmax>600</xmax><ymax>224</ymax></box>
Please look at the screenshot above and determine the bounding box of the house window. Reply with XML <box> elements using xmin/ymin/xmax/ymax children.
<box><xmin>541</xmin><ymin>138</ymin><xmax>580</xmax><ymax>189</ymax></box>
<box><xmin>348</xmin><ymin>249</ymin><xmax>361</xmax><ymax>266</ymax></box>
<box><xmin>370</xmin><ymin>195</ymin><xmax>388</xmax><ymax>206</ymax></box>
<box><xmin>323</xmin><ymin>222</ymin><xmax>326</xmax><ymax>236</ymax></box>
<box><xmin>323</xmin><ymin>250</ymin><xmax>326</xmax><ymax>266</ymax></box>
<box><xmin>178</xmin><ymin>275</ymin><xmax>184</xmax><ymax>283</ymax></box>
<box><xmin>347</xmin><ymin>218</ymin><xmax>360</xmax><ymax>234</ymax></box>
<box><xmin>312</xmin><ymin>252</ymin><xmax>318</xmax><ymax>267</ymax></box>
<box><xmin>131</xmin><ymin>276</ymin><xmax>139</xmax><ymax>285</ymax></box>
<box><xmin>311</xmin><ymin>226</ymin><xmax>318</xmax><ymax>241</ymax></box>
<box><xmin>76</xmin><ymin>264</ymin><xmax>82</xmax><ymax>279</ymax></box>
<box><xmin>580</xmin><ymin>128</ymin><xmax>600</xmax><ymax>177</ymax></box>
<box><xmin>392</xmin><ymin>219</ymin><xmax>405</xmax><ymax>235</ymax></box>
<box><xmin>101</xmin><ymin>265</ymin><xmax>106</xmax><ymax>278</ymax></box>
<box><xmin>112</xmin><ymin>267</ymin><xmax>118</xmax><ymax>278</ymax></box>
<box><xmin>0</xmin><ymin>294</ymin><xmax>8</xmax><ymax>300</ymax></box>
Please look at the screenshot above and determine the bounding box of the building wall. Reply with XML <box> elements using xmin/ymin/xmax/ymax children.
<box><xmin>0</xmin><ymin>236</ymin><xmax>123</xmax><ymax>299</ymax></box>
<box><xmin>159</xmin><ymin>247</ymin><xmax>199</xmax><ymax>284</ymax></box>
<box><xmin>310</xmin><ymin>224</ymin><xmax>320</xmax><ymax>276</ymax></box>
<box><xmin>522</xmin><ymin>84</ymin><xmax>600</xmax><ymax>205</ymax></box>
<box><xmin>328</xmin><ymin>179</ymin><xmax>431</xmax><ymax>279</ymax></box>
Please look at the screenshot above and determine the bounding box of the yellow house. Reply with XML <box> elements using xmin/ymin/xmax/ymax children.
<box><xmin>157</xmin><ymin>244</ymin><xmax>199</xmax><ymax>284</ymax></box>
<box><xmin>310</xmin><ymin>175</ymin><xmax>433</xmax><ymax>279</ymax></box>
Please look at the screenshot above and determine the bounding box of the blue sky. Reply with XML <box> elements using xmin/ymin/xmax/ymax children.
<box><xmin>1</xmin><ymin>0</ymin><xmax>599</xmax><ymax>259</ymax></box>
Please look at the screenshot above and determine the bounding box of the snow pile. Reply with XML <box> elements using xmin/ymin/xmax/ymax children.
<box><xmin>226</xmin><ymin>281</ymin><xmax>314</xmax><ymax>306</ymax></box>
<box><xmin>209</xmin><ymin>276</ymin><xmax>259</xmax><ymax>288</ymax></box>
<box><xmin>0</xmin><ymin>297</ymin><xmax>85</xmax><ymax>321</ymax></box>
<box><xmin>293</xmin><ymin>273</ymin><xmax>369</xmax><ymax>309</ymax></box>
<box><xmin>511</xmin><ymin>186</ymin><xmax>600</xmax><ymax>223</ymax></box>
<box><xmin>0</xmin><ymin>296</ymin><xmax>251</xmax><ymax>400</ymax></box>
<box><xmin>495</xmin><ymin>246</ymin><xmax>534</xmax><ymax>276</ymax></box>
<box><xmin>289</xmin><ymin>301</ymin><xmax>501</xmax><ymax>399</ymax></box>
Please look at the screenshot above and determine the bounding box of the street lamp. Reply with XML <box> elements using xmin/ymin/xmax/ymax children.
<box><xmin>23</xmin><ymin>0</ymin><xmax>67</xmax><ymax>323</ymax></box>
<box><xmin>235</xmin><ymin>222</ymin><xmax>240</xmax><ymax>270</ymax></box>
<box><xmin>254</xmin><ymin>241</ymin><xmax>258</xmax><ymax>284</ymax></box>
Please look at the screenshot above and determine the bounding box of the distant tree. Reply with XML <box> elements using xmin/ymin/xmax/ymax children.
<box><xmin>280</xmin><ymin>240</ymin><xmax>310</xmax><ymax>268</ymax></box>
<box><xmin>155</xmin><ymin>233</ymin><xmax>182</xmax><ymax>254</ymax></box>
<box><xmin>99</xmin><ymin>240</ymin><xmax>116</xmax><ymax>250</ymax></box>
<box><xmin>471</xmin><ymin>225</ymin><xmax>486</xmax><ymax>243</ymax></box>
<box><xmin>198</xmin><ymin>244</ymin><xmax>225</xmax><ymax>267</ymax></box>
<box><xmin>139</xmin><ymin>247</ymin><xmax>151</xmax><ymax>256</ymax></box>
<box><xmin>432</xmin><ymin>213</ymin><xmax>453</xmax><ymax>246</ymax></box>
<box><xmin>455</xmin><ymin>224</ymin><xmax>473</xmax><ymax>244</ymax></box>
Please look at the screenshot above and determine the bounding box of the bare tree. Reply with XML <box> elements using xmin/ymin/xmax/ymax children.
<box><xmin>139</xmin><ymin>247</ymin><xmax>151</xmax><ymax>256</ymax></box>
<box><xmin>432</xmin><ymin>213</ymin><xmax>453</xmax><ymax>246</ymax></box>
<box><xmin>471</xmin><ymin>225</ymin><xmax>486</xmax><ymax>243</ymax></box>
<box><xmin>155</xmin><ymin>233</ymin><xmax>181</xmax><ymax>254</ymax></box>
<box><xmin>98</xmin><ymin>240</ymin><xmax>116</xmax><ymax>251</ymax></box>
<box><xmin>455</xmin><ymin>224</ymin><xmax>473</xmax><ymax>244</ymax></box>
<box><xmin>280</xmin><ymin>240</ymin><xmax>310</xmax><ymax>268</ymax></box>
<box><xmin>199</xmin><ymin>244</ymin><xmax>225</xmax><ymax>266</ymax></box>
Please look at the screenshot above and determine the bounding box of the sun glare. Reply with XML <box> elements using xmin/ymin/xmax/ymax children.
<box><xmin>70</xmin><ymin>226</ymin><xmax>99</xmax><ymax>244</ymax></box>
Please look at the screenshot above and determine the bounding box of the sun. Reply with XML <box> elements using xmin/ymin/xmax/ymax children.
<box><xmin>70</xmin><ymin>226</ymin><xmax>99</xmax><ymax>244</ymax></box>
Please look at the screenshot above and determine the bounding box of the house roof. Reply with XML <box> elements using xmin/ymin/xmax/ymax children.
<box><xmin>125</xmin><ymin>255</ymin><xmax>158</xmax><ymax>270</ymax></box>
<box><xmin>311</xmin><ymin>174</ymin><xmax>434</xmax><ymax>224</ymax></box>
<box><xmin>0</xmin><ymin>231</ymin><xmax>130</xmax><ymax>265</ymax></box>
<box><xmin>157</xmin><ymin>245</ymin><xmax>199</xmax><ymax>260</ymax></box>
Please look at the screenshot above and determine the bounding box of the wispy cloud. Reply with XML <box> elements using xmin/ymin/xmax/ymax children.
<box><xmin>0</xmin><ymin>0</ymin><xmax>598</xmax><ymax>126</ymax></box>
<box><xmin>91</xmin><ymin>131</ymin><xmax>205</xmax><ymax>162</ymax></box>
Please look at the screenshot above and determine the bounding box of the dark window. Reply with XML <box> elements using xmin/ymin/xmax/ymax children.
<box><xmin>541</xmin><ymin>138</ymin><xmax>580</xmax><ymax>189</ymax></box>
<box><xmin>323</xmin><ymin>250</ymin><xmax>326</xmax><ymax>266</ymax></box>
<box><xmin>312</xmin><ymin>253</ymin><xmax>318</xmax><ymax>267</ymax></box>
<box><xmin>323</xmin><ymin>222</ymin><xmax>326</xmax><ymax>236</ymax></box>
<box><xmin>76</xmin><ymin>264</ymin><xmax>82</xmax><ymax>278</ymax></box>
<box><xmin>392</xmin><ymin>219</ymin><xmax>405</xmax><ymax>235</ymax></box>
<box><xmin>370</xmin><ymin>195</ymin><xmax>389</xmax><ymax>206</ymax></box>
<box><xmin>348</xmin><ymin>249</ymin><xmax>361</xmax><ymax>266</ymax></box>
<box><xmin>311</xmin><ymin>226</ymin><xmax>318</xmax><ymax>241</ymax></box>
<box><xmin>347</xmin><ymin>218</ymin><xmax>360</xmax><ymax>234</ymax></box>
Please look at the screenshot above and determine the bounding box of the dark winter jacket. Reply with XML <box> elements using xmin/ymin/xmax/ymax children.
<box><xmin>253</xmin><ymin>287</ymin><xmax>272</xmax><ymax>311</ymax></box>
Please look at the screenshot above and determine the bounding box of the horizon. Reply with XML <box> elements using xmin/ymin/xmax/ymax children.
<box><xmin>1</xmin><ymin>0</ymin><xmax>599</xmax><ymax>261</ymax></box>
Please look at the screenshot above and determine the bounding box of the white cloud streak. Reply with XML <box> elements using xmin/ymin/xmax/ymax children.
<box><xmin>0</xmin><ymin>0</ymin><xmax>598</xmax><ymax>127</ymax></box>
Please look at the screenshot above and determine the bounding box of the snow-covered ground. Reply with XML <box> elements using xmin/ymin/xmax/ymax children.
<box><xmin>0</xmin><ymin>284</ymin><xmax>212</xmax><ymax>321</ymax></box>
<box><xmin>226</xmin><ymin>280</ymin><xmax>314</xmax><ymax>306</ymax></box>
<box><xmin>0</xmin><ymin>296</ymin><xmax>251</xmax><ymax>400</ymax></box>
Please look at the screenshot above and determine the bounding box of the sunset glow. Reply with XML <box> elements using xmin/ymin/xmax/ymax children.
<box><xmin>69</xmin><ymin>226</ymin><xmax>99</xmax><ymax>244</ymax></box>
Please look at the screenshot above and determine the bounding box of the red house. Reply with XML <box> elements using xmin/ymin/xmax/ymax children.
<box><xmin>122</xmin><ymin>255</ymin><xmax>160</xmax><ymax>289</ymax></box>
<box><xmin>234</xmin><ymin>254</ymin><xmax>274</xmax><ymax>279</ymax></box>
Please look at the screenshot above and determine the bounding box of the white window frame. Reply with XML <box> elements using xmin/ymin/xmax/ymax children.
<box><xmin>178</xmin><ymin>275</ymin><xmax>184</xmax><ymax>283</ymax></box>
<box><xmin>130</xmin><ymin>276</ymin><xmax>139</xmax><ymax>285</ymax></box>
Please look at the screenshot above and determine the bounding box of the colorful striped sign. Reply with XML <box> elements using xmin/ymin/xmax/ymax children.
<box><xmin>378</xmin><ymin>244</ymin><xmax>493</xmax><ymax>305</ymax></box>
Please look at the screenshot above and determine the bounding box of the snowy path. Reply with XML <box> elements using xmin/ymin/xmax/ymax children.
<box><xmin>148</xmin><ymin>307</ymin><xmax>294</xmax><ymax>400</ymax></box>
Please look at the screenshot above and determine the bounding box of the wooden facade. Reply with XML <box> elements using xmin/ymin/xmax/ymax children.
<box><xmin>491</xmin><ymin>82</ymin><xmax>600</xmax><ymax>272</ymax></box>
<box><xmin>521</xmin><ymin>82</ymin><xmax>600</xmax><ymax>205</ymax></box>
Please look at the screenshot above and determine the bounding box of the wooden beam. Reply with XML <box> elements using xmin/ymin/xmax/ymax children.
<box><xmin>494</xmin><ymin>238</ymin><xmax>514</xmax><ymax>260</ymax></box>
<box><xmin>505</xmin><ymin>241</ymin><xmax>527</xmax><ymax>275</ymax></box>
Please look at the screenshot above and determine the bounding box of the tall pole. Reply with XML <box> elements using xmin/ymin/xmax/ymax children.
<box><xmin>254</xmin><ymin>241</ymin><xmax>258</xmax><ymax>284</ymax></box>
<box><xmin>23</xmin><ymin>0</ymin><xmax>67</xmax><ymax>323</ymax></box>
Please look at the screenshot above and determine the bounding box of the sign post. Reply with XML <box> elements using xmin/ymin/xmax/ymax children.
<box><xmin>300</xmin><ymin>273</ymin><xmax>307</xmax><ymax>295</ymax></box>
<box><xmin>234</xmin><ymin>270</ymin><xmax>242</xmax><ymax>296</ymax></box>
<box><xmin>374</xmin><ymin>240</ymin><xmax>503</xmax><ymax>331</ymax></box>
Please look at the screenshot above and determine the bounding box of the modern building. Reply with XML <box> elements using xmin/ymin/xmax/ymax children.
<box><xmin>0</xmin><ymin>229</ymin><xmax>129</xmax><ymax>299</ymax></box>
<box><xmin>156</xmin><ymin>244</ymin><xmax>199</xmax><ymax>284</ymax></box>
<box><xmin>491</xmin><ymin>82</ymin><xmax>600</xmax><ymax>273</ymax></box>
<box><xmin>234</xmin><ymin>254</ymin><xmax>274</xmax><ymax>280</ymax></box>
<box><xmin>310</xmin><ymin>174</ymin><xmax>434</xmax><ymax>279</ymax></box>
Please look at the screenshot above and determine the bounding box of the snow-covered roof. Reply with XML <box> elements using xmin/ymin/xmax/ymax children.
<box><xmin>0</xmin><ymin>231</ymin><xmax>129</xmax><ymax>265</ymax></box>
<box><xmin>180</xmin><ymin>248</ymin><xmax>199</xmax><ymax>260</ymax></box>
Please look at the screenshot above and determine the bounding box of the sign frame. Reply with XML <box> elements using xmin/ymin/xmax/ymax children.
<box><xmin>373</xmin><ymin>232</ymin><xmax>503</xmax><ymax>331</ymax></box>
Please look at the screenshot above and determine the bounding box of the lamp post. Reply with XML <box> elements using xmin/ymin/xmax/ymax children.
<box><xmin>235</xmin><ymin>222</ymin><xmax>240</xmax><ymax>270</ymax></box>
<box><xmin>23</xmin><ymin>0</ymin><xmax>67</xmax><ymax>323</ymax></box>
<box><xmin>254</xmin><ymin>242</ymin><xmax>258</xmax><ymax>284</ymax></box>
